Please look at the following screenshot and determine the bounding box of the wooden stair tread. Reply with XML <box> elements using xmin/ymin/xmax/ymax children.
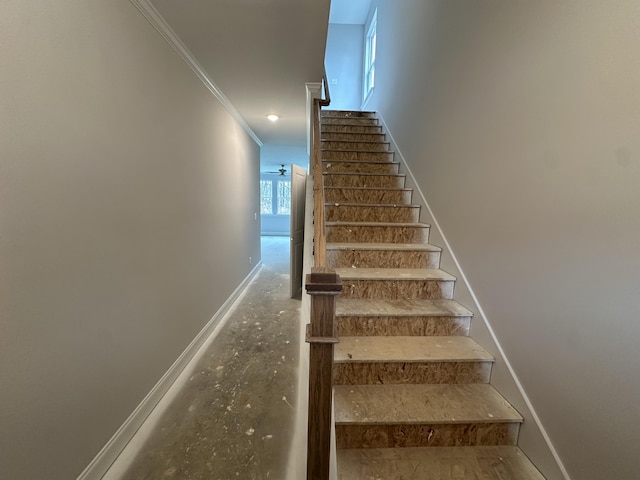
<box><xmin>322</xmin><ymin>110</ymin><xmax>376</xmax><ymax>116</ymax></box>
<box><xmin>323</xmin><ymin>159</ymin><xmax>399</xmax><ymax>165</ymax></box>
<box><xmin>327</xmin><ymin>242</ymin><xmax>441</xmax><ymax>252</ymax></box>
<box><xmin>323</xmin><ymin>171</ymin><xmax>404</xmax><ymax>176</ymax></box>
<box><xmin>324</xmin><ymin>187</ymin><xmax>413</xmax><ymax>205</ymax></box>
<box><xmin>335</xmin><ymin>336</ymin><xmax>494</xmax><ymax>363</ymax></box>
<box><xmin>321</xmin><ymin>119</ymin><xmax>379</xmax><ymax>125</ymax></box>
<box><xmin>335</xmin><ymin>267</ymin><xmax>455</xmax><ymax>281</ymax></box>
<box><xmin>322</xmin><ymin>132</ymin><xmax>386</xmax><ymax>139</ymax></box>
<box><xmin>321</xmin><ymin>148</ymin><xmax>390</xmax><ymax>152</ymax></box>
<box><xmin>322</xmin><ymin>122</ymin><xmax>382</xmax><ymax>129</ymax></box>
<box><xmin>326</xmin><ymin>221</ymin><xmax>430</xmax><ymax>227</ymax></box>
<box><xmin>323</xmin><ymin>146</ymin><xmax>391</xmax><ymax>153</ymax></box>
<box><xmin>337</xmin><ymin>446</ymin><xmax>545</xmax><ymax>480</ymax></box>
<box><xmin>336</xmin><ymin>298</ymin><xmax>473</xmax><ymax>318</ymax></box>
<box><xmin>334</xmin><ymin>384</ymin><xmax>523</xmax><ymax>425</ymax></box>
<box><xmin>322</xmin><ymin>140</ymin><xmax>387</xmax><ymax>146</ymax></box>
<box><xmin>322</xmin><ymin>139</ymin><xmax>390</xmax><ymax>145</ymax></box>
<box><xmin>324</xmin><ymin>186</ymin><xmax>411</xmax><ymax>191</ymax></box>
<box><xmin>325</xmin><ymin>202</ymin><xmax>419</xmax><ymax>208</ymax></box>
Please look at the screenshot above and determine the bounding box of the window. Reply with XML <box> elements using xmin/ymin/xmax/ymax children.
<box><xmin>364</xmin><ymin>9</ymin><xmax>377</xmax><ymax>101</ymax></box>
<box><xmin>277</xmin><ymin>180</ymin><xmax>291</xmax><ymax>215</ymax></box>
<box><xmin>260</xmin><ymin>180</ymin><xmax>273</xmax><ymax>214</ymax></box>
<box><xmin>260</xmin><ymin>178</ymin><xmax>291</xmax><ymax>215</ymax></box>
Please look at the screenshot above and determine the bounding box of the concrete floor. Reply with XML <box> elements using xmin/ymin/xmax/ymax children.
<box><xmin>104</xmin><ymin>236</ymin><xmax>302</xmax><ymax>480</ymax></box>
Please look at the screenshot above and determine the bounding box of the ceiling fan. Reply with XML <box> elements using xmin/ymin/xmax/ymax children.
<box><xmin>265</xmin><ymin>164</ymin><xmax>288</xmax><ymax>176</ymax></box>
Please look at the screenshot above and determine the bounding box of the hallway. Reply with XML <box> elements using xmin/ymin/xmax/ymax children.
<box><xmin>104</xmin><ymin>236</ymin><xmax>301</xmax><ymax>480</ymax></box>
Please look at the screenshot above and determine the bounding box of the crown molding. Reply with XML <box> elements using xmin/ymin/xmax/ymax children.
<box><xmin>130</xmin><ymin>0</ymin><xmax>263</xmax><ymax>147</ymax></box>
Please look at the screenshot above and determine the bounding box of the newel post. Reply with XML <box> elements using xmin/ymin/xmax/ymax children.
<box><xmin>305</xmin><ymin>267</ymin><xmax>342</xmax><ymax>480</ymax></box>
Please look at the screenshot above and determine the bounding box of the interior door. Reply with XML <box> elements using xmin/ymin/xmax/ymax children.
<box><xmin>290</xmin><ymin>164</ymin><xmax>307</xmax><ymax>298</ymax></box>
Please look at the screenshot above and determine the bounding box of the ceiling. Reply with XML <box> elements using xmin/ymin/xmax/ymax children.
<box><xmin>149</xmin><ymin>0</ymin><xmax>332</xmax><ymax>149</ymax></box>
<box><xmin>329</xmin><ymin>0</ymin><xmax>372</xmax><ymax>25</ymax></box>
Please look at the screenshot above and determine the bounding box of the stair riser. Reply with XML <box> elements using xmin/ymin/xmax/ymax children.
<box><xmin>322</xmin><ymin>125</ymin><xmax>383</xmax><ymax>134</ymax></box>
<box><xmin>322</xmin><ymin>117</ymin><xmax>378</xmax><ymax>126</ymax></box>
<box><xmin>326</xmin><ymin>225</ymin><xmax>430</xmax><ymax>243</ymax></box>
<box><xmin>322</xmin><ymin>132</ymin><xmax>386</xmax><ymax>142</ymax></box>
<box><xmin>336</xmin><ymin>316</ymin><xmax>471</xmax><ymax>337</ymax></box>
<box><xmin>333</xmin><ymin>361</ymin><xmax>492</xmax><ymax>385</ymax></box>
<box><xmin>322</xmin><ymin>141</ymin><xmax>391</xmax><ymax>152</ymax></box>
<box><xmin>324</xmin><ymin>188</ymin><xmax>412</xmax><ymax>205</ymax></box>
<box><xmin>324</xmin><ymin>174</ymin><xmax>405</xmax><ymax>189</ymax></box>
<box><xmin>323</xmin><ymin>151</ymin><xmax>394</xmax><ymax>162</ymax></box>
<box><xmin>339</xmin><ymin>279</ymin><xmax>455</xmax><ymax>300</ymax></box>
<box><xmin>322</xmin><ymin>111</ymin><xmax>377</xmax><ymax>119</ymax></box>
<box><xmin>327</xmin><ymin>249</ymin><xmax>440</xmax><ymax>269</ymax></box>
<box><xmin>335</xmin><ymin>423</ymin><xmax>520</xmax><ymax>449</ymax></box>
<box><xmin>323</xmin><ymin>161</ymin><xmax>399</xmax><ymax>174</ymax></box>
<box><xmin>325</xmin><ymin>205</ymin><xmax>420</xmax><ymax>223</ymax></box>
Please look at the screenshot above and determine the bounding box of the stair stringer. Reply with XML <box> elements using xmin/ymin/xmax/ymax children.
<box><xmin>375</xmin><ymin>113</ymin><xmax>570</xmax><ymax>480</ymax></box>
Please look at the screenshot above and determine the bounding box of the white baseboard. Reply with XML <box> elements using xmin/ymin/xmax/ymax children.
<box><xmin>76</xmin><ymin>262</ymin><xmax>262</xmax><ymax>480</ymax></box>
<box><xmin>376</xmin><ymin>113</ymin><xmax>571</xmax><ymax>480</ymax></box>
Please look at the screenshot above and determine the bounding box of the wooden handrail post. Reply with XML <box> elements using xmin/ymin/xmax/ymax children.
<box><xmin>305</xmin><ymin>268</ymin><xmax>342</xmax><ymax>480</ymax></box>
<box><xmin>306</xmin><ymin>69</ymin><xmax>336</xmax><ymax>480</ymax></box>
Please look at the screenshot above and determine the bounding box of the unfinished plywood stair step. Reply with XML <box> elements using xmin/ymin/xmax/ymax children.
<box><xmin>322</xmin><ymin>110</ymin><xmax>377</xmax><ymax>118</ymax></box>
<box><xmin>319</xmin><ymin>109</ymin><xmax>543</xmax><ymax>479</ymax></box>
<box><xmin>320</xmin><ymin>110</ymin><xmax>381</xmax><ymax>134</ymax></box>
<box><xmin>325</xmin><ymin>203</ymin><xmax>420</xmax><ymax>223</ymax></box>
<box><xmin>322</xmin><ymin>123</ymin><xmax>383</xmax><ymax>134</ymax></box>
<box><xmin>324</xmin><ymin>172</ymin><xmax>405</xmax><ymax>188</ymax></box>
<box><xmin>322</xmin><ymin>150</ymin><xmax>395</xmax><ymax>162</ymax></box>
<box><xmin>336</xmin><ymin>298</ymin><xmax>473</xmax><ymax>337</ymax></box>
<box><xmin>327</xmin><ymin>242</ymin><xmax>441</xmax><ymax>269</ymax></box>
<box><xmin>334</xmin><ymin>384</ymin><xmax>523</xmax><ymax>448</ymax></box>
<box><xmin>336</xmin><ymin>446</ymin><xmax>546</xmax><ymax>480</ymax></box>
<box><xmin>321</xmin><ymin>117</ymin><xmax>379</xmax><ymax>126</ymax></box>
<box><xmin>326</xmin><ymin>221</ymin><xmax>431</xmax><ymax>243</ymax></box>
<box><xmin>324</xmin><ymin>187</ymin><xmax>412</xmax><ymax>205</ymax></box>
<box><xmin>322</xmin><ymin>140</ymin><xmax>392</xmax><ymax>152</ymax></box>
<box><xmin>323</xmin><ymin>160</ymin><xmax>400</xmax><ymax>174</ymax></box>
<box><xmin>322</xmin><ymin>131</ymin><xmax>387</xmax><ymax>142</ymax></box>
<box><xmin>334</xmin><ymin>336</ymin><xmax>494</xmax><ymax>385</ymax></box>
<box><xmin>335</xmin><ymin>267</ymin><xmax>456</xmax><ymax>300</ymax></box>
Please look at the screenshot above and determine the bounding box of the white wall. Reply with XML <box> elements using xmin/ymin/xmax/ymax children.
<box><xmin>260</xmin><ymin>144</ymin><xmax>309</xmax><ymax>173</ymax></box>
<box><xmin>0</xmin><ymin>1</ymin><xmax>260</xmax><ymax>479</ymax></box>
<box><xmin>366</xmin><ymin>1</ymin><xmax>640</xmax><ymax>479</ymax></box>
<box><xmin>325</xmin><ymin>23</ymin><xmax>364</xmax><ymax>110</ymax></box>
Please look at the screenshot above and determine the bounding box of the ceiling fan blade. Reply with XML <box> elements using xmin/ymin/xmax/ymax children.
<box><xmin>263</xmin><ymin>165</ymin><xmax>288</xmax><ymax>175</ymax></box>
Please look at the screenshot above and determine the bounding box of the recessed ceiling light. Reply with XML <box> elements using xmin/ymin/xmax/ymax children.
<box><xmin>266</xmin><ymin>114</ymin><xmax>279</xmax><ymax>122</ymax></box>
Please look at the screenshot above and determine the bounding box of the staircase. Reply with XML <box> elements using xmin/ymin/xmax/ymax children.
<box><xmin>320</xmin><ymin>110</ymin><xmax>545</xmax><ymax>479</ymax></box>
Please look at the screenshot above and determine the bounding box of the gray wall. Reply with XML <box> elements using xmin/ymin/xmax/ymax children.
<box><xmin>365</xmin><ymin>1</ymin><xmax>640</xmax><ymax>479</ymax></box>
<box><xmin>0</xmin><ymin>1</ymin><xmax>260</xmax><ymax>479</ymax></box>
<box><xmin>260</xmin><ymin>140</ymin><xmax>310</xmax><ymax>173</ymax></box>
<box><xmin>325</xmin><ymin>23</ymin><xmax>364</xmax><ymax>110</ymax></box>
<box><xmin>261</xmin><ymin>214</ymin><xmax>290</xmax><ymax>236</ymax></box>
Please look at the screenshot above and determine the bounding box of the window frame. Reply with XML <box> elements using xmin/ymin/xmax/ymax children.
<box><xmin>260</xmin><ymin>179</ymin><xmax>274</xmax><ymax>214</ymax></box>
<box><xmin>276</xmin><ymin>179</ymin><xmax>291</xmax><ymax>215</ymax></box>
<box><xmin>363</xmin><ymin>9</ymin><xmax>377</xmax><ymax>103</ymax></box>
<box><xmin>259</xmin><ymin>176</ymin><xmax>291</xmax><ymax>216</ymax></box>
